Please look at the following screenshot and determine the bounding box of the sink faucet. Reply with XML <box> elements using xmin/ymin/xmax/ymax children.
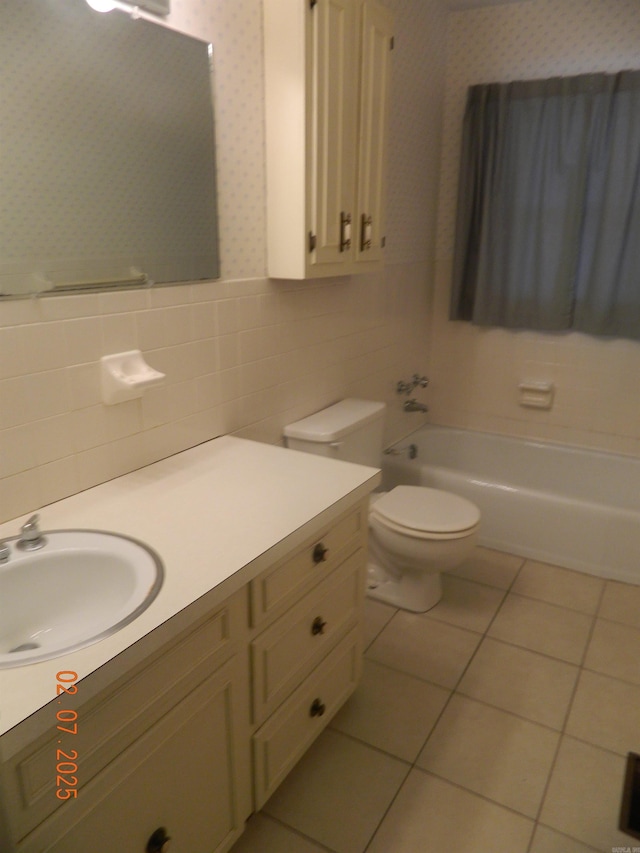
<box><xmin>17</xmin><ymin>514</ymin><xmax>46</xmax><ymax>551</ymax></box>
<box><xmin>403</xmin><ymin>399</ymin><xmax>429</xmax><ymax>413</ymax></box>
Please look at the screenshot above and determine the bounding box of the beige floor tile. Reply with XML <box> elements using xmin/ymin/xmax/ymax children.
<box><xmin>539</xmin><ymin>737</ymin><xmax>630</xmax><ymax>850</ymax></box>
<box><xmin>566</xmin><ymin>669</ymin><xmax>640</xmax><ymax>755</ymax></box>
<box><xmin>457</xmin><ymin>638</ymin><xmax>578</xmax><ymax>729</ymax></box>
<box><xmin>367</xmin><ymin>769</ymin><xmax>534</xmax><ymax>853</ymax></box>
<box><xmin>426</xmin><ymin>575</ymin><xmax>506</xmax><ymax>634</ymax></box>
<box><xmin>331</xmin><ymin>659</ymin><xmax>450</xmax><ymax>762</ymax></box>
<box><xmin>417</xmin><ymin>694</ymin><xmax>559</xmax><ymax>817</ymax></box>
<box><xmin>511</xmin><ymin>561</ymin><xmax>604</xmax><ymax>614</ymax></box>
<box><xmin>229</xmin><ymin>814</ymin><xmax>327</xmax><ymax>853</ymax></box>
<box><xmin>529</xmin><ymin>824</ymin><xmax>600</xmax><ymax>853</ymax></box>
<box><xmin>362</xmin><ymin>598</ymin><xmax>396</xmax><ymax>650</ymax></box>
<box><xmin>450</xmin><ymin>546</ymin><xmax>524</xmax><ymax>589</ymax></box>
<box><xmin>263</xmin><ymin>729</ymin><xmax>409</xmax><ymax>853</ymax></box>
<box><xmin>366</xmin><ymin>610</ymin><xmax>481</xmax><ymax>688</ymax></box>
<box><xmin>584</xmin><ymin>618</ymin><xmax>640</xmax><ymax>685</ymax></box>
<box><xmin>488</xmin><ymin>593</ymin><xmax>593</xmax><ymax>664</ymax></box>
<box><xmin>599</xmin><ymin>580</ymin><xmax>640</xmax><ymax>629</ymax></box>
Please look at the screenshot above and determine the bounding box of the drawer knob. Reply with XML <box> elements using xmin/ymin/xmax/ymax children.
<box><xmin>310</xmin><ymin>697</ymin><xmax>326</xmax><ymax>717</ymax></box>
<box><xmin>146</xmin><ymin>827</ymin><xmax>171</xmax><ymax>852</ymax></box>
<box><xmin>311</xmin><ymin>616</ymin><xmax>327</xmax><ymax>636</ymax></box>
<box><xmin>313</xmin><ymin>542</ymin><xmax>329</xmax><ymax>564</ymax></box>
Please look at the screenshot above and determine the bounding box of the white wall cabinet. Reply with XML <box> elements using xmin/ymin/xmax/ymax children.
<box><xmin>264</xmin><ymin>0</ymin><xmax>393</xmax><ymax>279</ymax></box>
<box><xmin>1</xmin><ymin>499</ymin><xmax>369</xmax><ymax>853</ymax></box>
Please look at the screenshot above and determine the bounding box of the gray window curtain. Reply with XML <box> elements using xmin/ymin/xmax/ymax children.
<box><xmin>451</xmin><ymin>70</ymin><xmax>640</xmax><ymax>340</ymax></box>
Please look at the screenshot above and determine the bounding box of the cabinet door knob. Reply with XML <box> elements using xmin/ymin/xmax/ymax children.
<box><xmin>312</xmin><ymin>543</ymin><xmax>328</xmax><ymax>564</ymax></box>
<box><xmin>311</xmin><ymin>616</ymin><xmax>327</xmax><ymax>635</ymax></box>
<box><xmin>310</xmin><ymin>697</ymin><xmax>326</xmax><ymax>717</ymax></box>
<box><xmin>146</xmin><ymin>827</ymin><xmax>171</xmax><ymax>853</ymax></box>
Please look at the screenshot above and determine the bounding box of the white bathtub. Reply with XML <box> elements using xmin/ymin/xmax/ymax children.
<box><xmin>382</xmin><ymin>426</ymin><xmax>640</xmax><ymax>584</ymax></box>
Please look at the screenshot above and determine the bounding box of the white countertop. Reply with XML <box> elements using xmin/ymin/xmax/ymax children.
<box><xmin>0</xmin><ymin>436</ymin><xmax>380</xmax><ymax>740</ymax></box>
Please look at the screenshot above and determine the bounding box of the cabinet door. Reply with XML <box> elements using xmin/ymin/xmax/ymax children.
<box><xmin>354</xmin><ymin>0</ymin><xmax>393</xmax><ymax>265</ymax></box>
<box><xmin>18</xmin><ymin>658</ymin><xmax>251</xmax><ymax>853</ymax></box>
<box><xmin>309</xmin><ymin>0</ymin><xmax>359</xmax><ymax>269</ymax></box>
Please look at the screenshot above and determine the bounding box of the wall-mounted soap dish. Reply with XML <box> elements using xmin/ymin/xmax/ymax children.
<box><xmin>101</xmin><ymin>350</ymin><xmax>165</xmax><ymax>405</ymax></box>
<box><xmin>518</xmin><ymin>380</ymin><xmax>555</xmax><ymax>410</ymax></box>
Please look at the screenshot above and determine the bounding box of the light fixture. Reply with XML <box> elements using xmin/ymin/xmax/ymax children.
<box><xmin>85</xmin><ymin>0</ymin><xmax>170</xmax><ymax>15</ymax></box>
<box><xmin>85</xmin><ymin>0</ymin><xmax>119</xmax><ymax>11</ymax></box>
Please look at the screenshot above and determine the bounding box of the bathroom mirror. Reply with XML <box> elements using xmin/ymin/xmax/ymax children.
<box><xmin>0</xmin><ymin>0</ymin><xmax>219</xmax><ymax>297</ymax></box>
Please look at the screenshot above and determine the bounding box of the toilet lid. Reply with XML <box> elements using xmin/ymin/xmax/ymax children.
<box><xmin>371</xmin><ymin>486</ymin><xmax>480</xmax><ymax>534</ymax></box>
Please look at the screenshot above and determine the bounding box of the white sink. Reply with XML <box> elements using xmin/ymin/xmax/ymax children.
<box><xmin>0</xmin><ymin>529</ymin><xmax>164</xmax><ymax>668</ymax></box>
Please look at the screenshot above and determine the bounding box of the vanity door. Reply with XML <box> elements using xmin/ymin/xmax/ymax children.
<box><xmin>18</xmin><ymin>657</ymin><xmax>250</xmax><ymax>853</ymax></box>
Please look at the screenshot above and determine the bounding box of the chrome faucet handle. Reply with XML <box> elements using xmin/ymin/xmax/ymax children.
<box><xmin>397</xmin><ymin>375</ymin><xmax>429</xmax><ymax>395</ymax></box>
<box><xmin>0</xmin><ymin>541</ymin><xmax>10</xmax><ymax>563</ymax></box>
<box><xmin>18</xmin><ymin>514</ymin><xmax>46</xmax><ymax>550</ymax></box>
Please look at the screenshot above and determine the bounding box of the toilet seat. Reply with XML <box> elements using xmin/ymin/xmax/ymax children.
<box><xmin>370</xmin><ymin>486</ymin><xmax>481</xmax><ymax>541</ymax></box>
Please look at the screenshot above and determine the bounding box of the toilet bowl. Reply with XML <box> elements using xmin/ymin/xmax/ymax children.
<box><xmin>366</xmin><ymin>486</ymin><xmax>480</xmax><ymax>611</ymax></box>
<box><xmin>283</xmin><ymin>398</ymin><xmax>482</xmax><ymax>613</ymax></box>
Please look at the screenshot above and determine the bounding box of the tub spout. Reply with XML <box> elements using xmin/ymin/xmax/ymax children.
<box><xmin>403</xmin><ymin>399</ymin><xmax>428</xmax><ymax>413</ymax></box>
<box><xmin>384</xmin><ymin>443</ymin><xmax>418</xmax><ymax>459</ymax></box>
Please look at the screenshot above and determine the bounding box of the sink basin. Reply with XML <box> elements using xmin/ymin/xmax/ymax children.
<box><xmin>0</xmin><ymin>530</ymin><xmax>164</xmax><ymax>668</ymax></box>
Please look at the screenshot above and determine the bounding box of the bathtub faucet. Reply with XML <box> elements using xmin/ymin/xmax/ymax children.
<box><xmin>403</xmin><ymin>399</ymin><xmax>429</xmax><ymax>413</ymax></box>
<box><xmin>396</xmin><ymin>374</ymin><xmax>429</xmax><ymax>395</ymax></box>
<box><xmin>384</xmin><ymin>443</ymin><xmax>418</xmax><ymax>459</ymax></box>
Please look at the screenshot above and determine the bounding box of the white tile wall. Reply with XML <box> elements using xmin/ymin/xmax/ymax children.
<box><xmin>430</xmin><ymin>0</ymin><xmax>640</xmax><ymax>456</ymax></box>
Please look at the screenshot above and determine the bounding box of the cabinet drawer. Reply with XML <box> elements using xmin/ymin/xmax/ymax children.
<box><xmin>5</xmin><ymin>589</ymin><xmax>247</xmax><ymax>842</ymax></box>
<box><xmin>251</xmin><ymin>549</ymin><xmax>364</xmax><ymax>726</ymax></box>
<box><xmin>252</xmin><ymin>626</ymin><xmax>361</xmax><ymax>809</ymax></box>
<box><xmin>249</xmin><ymin>502</ymin><xmax>367</xmax><ymax>629</ymax></box>
<box><xmin>18</xmin><ymin>656</ymin><xmax>250</xmax><ymax>853</ymax></box>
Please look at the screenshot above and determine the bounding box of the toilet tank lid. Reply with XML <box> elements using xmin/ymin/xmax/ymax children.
<box><xmin>284</xmin><ymin>399</ymin><xmax>386</xmax><ymax>443</ymax></box>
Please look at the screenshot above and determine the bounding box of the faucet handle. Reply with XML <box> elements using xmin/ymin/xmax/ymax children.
<box><xmin>413</xmin><ymin>374</ymin><xmax>429</xmax><ymax>388</ymax></box>
<box><xmin>21</xmin><ymin>514</ymin><xmax>40</xmax><ymax>539</ymax></box>
<box><xmin>18</xmin><ymin>514</ymin><xmax>46</xmax><ymax>550</ymax></box>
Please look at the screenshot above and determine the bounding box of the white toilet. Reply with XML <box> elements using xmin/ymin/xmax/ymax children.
<box><xmin>284</xmin><ymin>399</ymin><xmax>481</xmax><ymax>613</ymax></box>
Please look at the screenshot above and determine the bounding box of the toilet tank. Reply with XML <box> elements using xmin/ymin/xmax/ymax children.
<box><xmin>283</xmin><ymin>399</ymin><xmax>386</xmax><ymax>467</ymax></box>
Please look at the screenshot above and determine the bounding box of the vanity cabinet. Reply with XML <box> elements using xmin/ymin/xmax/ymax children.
<box><xmin>2</xmin><ymin>496</ymin><xmax>370</xmax><ymax>853</ymax></box>
<box><xmin>264</xmin><ymin>0</ymin><xmax>393</xmax><ymax>279</ymax></box>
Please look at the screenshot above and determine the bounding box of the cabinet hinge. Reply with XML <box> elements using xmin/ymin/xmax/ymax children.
<box><xmin>381</xmin><ymin>236</ymin><xmax>386</xmax><ymax>248</ymax></box>
<box><xmin>309</xmin><ymin>232</ymin><xmax>317</xmax><ymax>252</ymax></box>
<box><xmin>390</xmin><ymin>36</ymin><xmax>395</xmax><ymax>50</ymax></box>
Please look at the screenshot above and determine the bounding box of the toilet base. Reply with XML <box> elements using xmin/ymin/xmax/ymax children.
<box><xmin>366</xmin><ymin>560</ymin><xmax>443</xmax><ymax>613</ymax></box>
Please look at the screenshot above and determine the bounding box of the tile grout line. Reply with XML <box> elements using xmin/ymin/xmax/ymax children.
<box><xmin>524</xmin><ymin>574</ymin><xmax>609</xmax><ymax>853</ymax></box>
<box><xmin>361</xmin><ymin>556</ymin><xmax>528</xmax><ymax>852</ymax></box>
